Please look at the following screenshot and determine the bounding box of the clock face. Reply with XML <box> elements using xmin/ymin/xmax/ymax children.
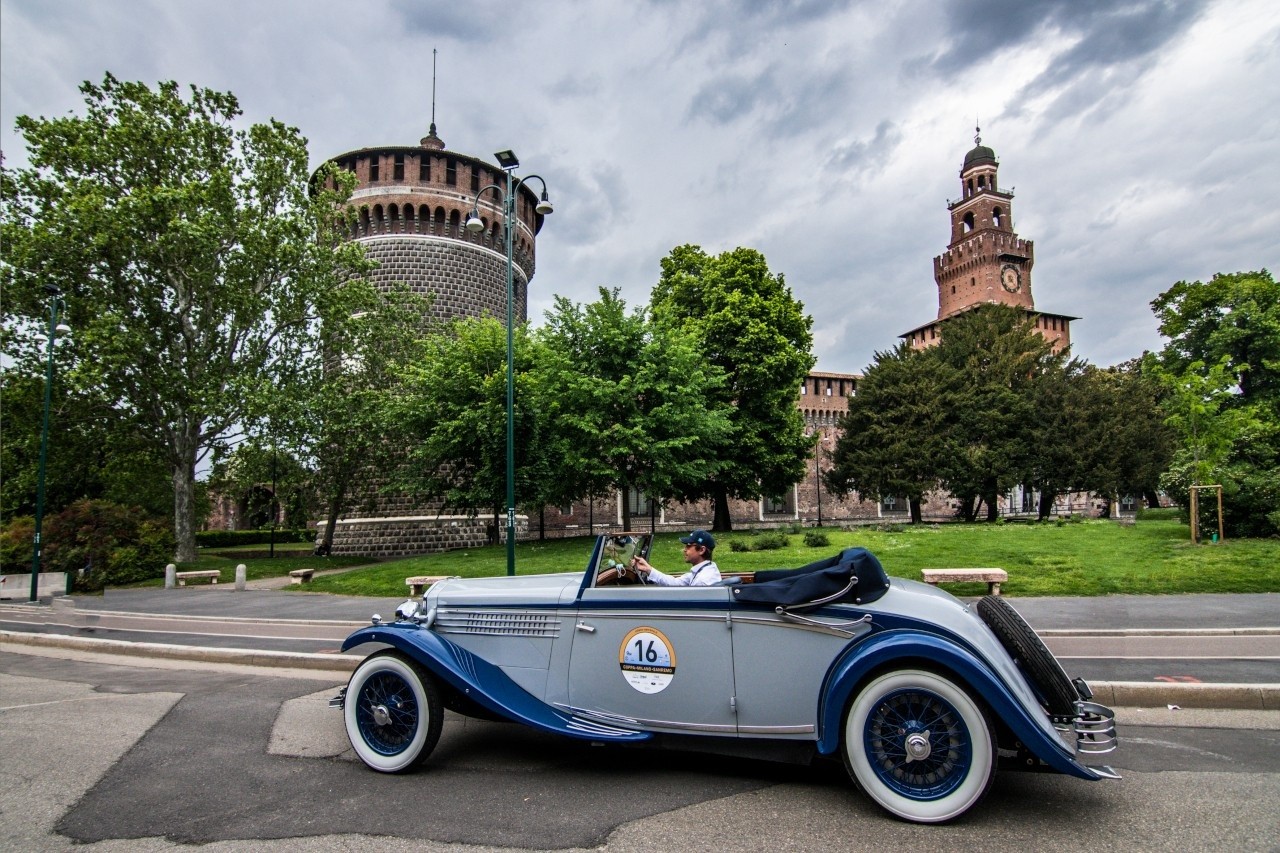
<box><xmin>1000</xmin><ymin>265</ymin><xmax>1021</xmax><ymax>293</ymax></box>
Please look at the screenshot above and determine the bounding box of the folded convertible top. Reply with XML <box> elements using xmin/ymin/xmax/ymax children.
<box><xmin>731</xmin><ymin>547</ymin><xmax>891</xmax><ymax>607</ymax></box>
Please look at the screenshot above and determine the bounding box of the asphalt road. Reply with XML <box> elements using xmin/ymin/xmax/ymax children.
<box><xmin>2</xmin><ymin>649</ymin><xmax>1278</xmax><ymax>852</ymax></box>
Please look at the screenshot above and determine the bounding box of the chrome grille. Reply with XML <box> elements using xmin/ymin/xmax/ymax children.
<box><xmin>434</xmin><ymin>609</ymin><xmax>561</xmax><ymax>638</ymax></box>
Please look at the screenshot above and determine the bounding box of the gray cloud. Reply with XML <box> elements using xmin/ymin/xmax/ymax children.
<box><xmin>3</xmin><ymin>0</ymin><xmax>1276</xmax><ymax>378</ymax></box>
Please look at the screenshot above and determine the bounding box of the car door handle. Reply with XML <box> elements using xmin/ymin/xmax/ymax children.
<box><xmin>575</xmin><ymin>621</ymin><xmax>596</xmax><ymax>633</ymax></box>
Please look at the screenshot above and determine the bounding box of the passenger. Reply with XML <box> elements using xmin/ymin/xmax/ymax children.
<box><xmin>631</xmin><ymin>530</ymin><xmax>721</xmax><ymax>586</ymax></box>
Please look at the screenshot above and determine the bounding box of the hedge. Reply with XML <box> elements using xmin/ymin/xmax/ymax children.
<box><xmin>196</xmin><ymin>529</ymin><xmax>314</xmax><ymax>548</ymax></box>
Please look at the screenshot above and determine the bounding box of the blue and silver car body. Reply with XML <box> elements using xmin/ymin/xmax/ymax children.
<box><xmin>335</xmin><ymin>536</ymin><xmax>1117</xmax><ymax>823</ymax></box>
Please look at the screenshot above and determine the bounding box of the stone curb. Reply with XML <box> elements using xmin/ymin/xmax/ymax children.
<box><xmin>4</xmin><ymin>629</ymin><xmax>1278</xmax><ymax>710</ymax></box>
<box><xmin>1038</xmin><ymin>627</ymin><xmax>1280</xmax><ymax>637</ymax></box>
<box><xmin>0</xmin><ymin>629</ymin><xmax>357</xmax><ymax>675</ymax></box>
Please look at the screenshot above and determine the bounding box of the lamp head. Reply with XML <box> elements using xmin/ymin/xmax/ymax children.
<box><xmin>535</xmin><ymin>190</ymin><xmax>554</xmax><ymax>215</ymax></box>
<box><xmin>465</xmin><ymin>211</ymin><xmax>485</xmax><ymax>234</ymax></box>
<box><xmin>494</xmin><ymin>150</ymin><xmax>519</xmax><ymax>171</ymax></box>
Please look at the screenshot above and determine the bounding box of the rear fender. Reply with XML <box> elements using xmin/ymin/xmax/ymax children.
<box><xmin>818</xmin><ymin>629</ymin><xmax>1101</xmax><ymax>780</ymax></box>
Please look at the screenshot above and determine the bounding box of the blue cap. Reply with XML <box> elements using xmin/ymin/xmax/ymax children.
<box><xmin>680</xmin><ymin>529</ymin><xmax>716</xmax><ymax>551</ymax></box>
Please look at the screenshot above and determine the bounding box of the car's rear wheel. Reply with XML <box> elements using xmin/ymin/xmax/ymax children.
<box><xmin>977</xmin><ymin>595</ymin><xmax>1079</xmax><ymax>716</ymax></box>
<box><xmin>843</xmin><ymin>669</ymin><xmax>995</xmax><ymax>823</ymax></box>
<box><xmin>344</xmin><ymin>651</ymin><xmax>443</xmax><ymax>773</ymax></box>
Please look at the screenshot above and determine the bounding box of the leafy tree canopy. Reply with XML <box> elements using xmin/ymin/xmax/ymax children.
<box><xmin>1</xmin><ymin>74</ymin><xmax>372</xmax><ymax>559</ymax></box>
<box><xmin>825</xmin><ymin>342</ymin><xmax>946</xmax><ymax>522</ymax></box>
<box><xmin>537</xmin><ymin>287</ymin><xmax>730</xmax><ymax>530</ymax></box>
<box><xmin>1151</xmin><ymin>269</ymin><xmax>1280</xmax><ymax>403</ymax></box>
<box><xmin>650</xmin><ymin>245</ymin><xmax>815</xmax><ymax>530</ymax></box>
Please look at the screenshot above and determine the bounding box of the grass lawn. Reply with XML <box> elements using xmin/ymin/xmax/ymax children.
<box><xmin>302</xmin><ymin>514</ymin><xmax>1280</xmax><ymax>598</ymax></box>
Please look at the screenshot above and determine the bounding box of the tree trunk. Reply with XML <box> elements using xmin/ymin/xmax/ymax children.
<box><xmin>1144</xmin><ymin>489</ymin><xmax>1161</xmax><ymax>509</ymax></box>
<box><xmin>172</xmin><ymin>460</ymin><xmax>198</xmax><ymax>562</ymax></box>
<box><xmin>909</xmin><ymin>497</ymin><xmax>922</xmax><ymax>524</ymax></box>
<box><xmin>318</xmin><ymin>482</ymin><xmax>346</xmax><ymax>556</ymax></box>
<box><xmin>620</xmin><ymin>490</ymin><xmax>632</xmax><ymax>533</ymax></box>
<box><xmin>983</xmin><ymin>479</ymin><xmax>999</xmax><ymax>522</ymax></box>
<box><xmin>1038</xmin><ymin>489</ymin><xmax>1056</xmax><ymax>521</ymax></box>
<box><xmin>712</xmin><ymin>482</ymin><xmax>733</xmax><ymax>532</ymax></box>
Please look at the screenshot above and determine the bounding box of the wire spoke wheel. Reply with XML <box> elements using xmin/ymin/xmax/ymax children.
<box><xmin>344</xmin><ymin>651</ymin><xmax>443</xmax><ymax>773</ymax></box>
<box><xmin>844</xmin><ymin>669</ymin><xmax>995</xmax><ymax>823</ymax></box>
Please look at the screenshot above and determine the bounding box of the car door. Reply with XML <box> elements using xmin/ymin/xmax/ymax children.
<box><xmin>568</xmin><ymin>585</ymin><xmax>737</xmax><ymax>734</ymax></box>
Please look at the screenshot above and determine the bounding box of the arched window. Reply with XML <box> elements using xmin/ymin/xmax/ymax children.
<box><xmin>372</xmin><ymin>205</ymin><xmax>384</xmax><ymax>234</ymax></box>
<box><xmin>388</xmin><ymin>204</ymin><xmax>400</xmax><ymax>233</ymax></box>
<box><xmin>448</xmin><ymin>209</ymin><xmax>460</xmax><ymax>237</ymax></box>
<box><xmin>434</xmin><ymin>206</ymin><xmax>446</xmax><ymax>236</ymax></box>
<box><xmin>358</xmin><ymin>207</ymin><xmax>371</xmax><ymax>237</ymax></box>
<box><xmin>966</xmin><ymin>178</ymin><xmax>974</xmax><ymax>196</ymax></box>
<box><xmin>992</xmin><ymin>206</ymin><xmax>1004</xmax><ymax>228</ymax></box>
<box><xmin>418</xmin><ymin>204</ymin><xmax>430</xmax><ymax>233</ymax></box>
<box><xmin>978</xmin><ymin>175</ymin><xmax>986</xmax><ymax>189</ymax></box>
<box><xmin>963</xmin><ymin>211</ymin><xmax>975</xmax><ymax>233</ymax></box>
<box><xmin>490</xmin><ymin>223</ymin><xmax>501</xmax><ymax>247</ymax></box>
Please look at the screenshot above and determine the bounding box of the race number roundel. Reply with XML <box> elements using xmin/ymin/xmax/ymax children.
<box><xmin>619</xmin><ymin>627</ymin><xmax>677</xmax><ymax>694</ymax></box>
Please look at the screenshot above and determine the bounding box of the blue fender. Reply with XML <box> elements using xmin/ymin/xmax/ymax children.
<box><xmin>817</xmin><ymin>629</ymin><xmax>1101</xmax><ymax>780</ymax></box>
<box><xmin>341</xmin><ymin>625</ymin><xmax>652</xmax><ymax>744</ymax></box>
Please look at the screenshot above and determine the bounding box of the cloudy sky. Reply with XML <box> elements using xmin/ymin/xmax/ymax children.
<box><xmin>3</xmin><ymin>0</ymin><xmax>1277</xmax><ymax>375</ymax></box>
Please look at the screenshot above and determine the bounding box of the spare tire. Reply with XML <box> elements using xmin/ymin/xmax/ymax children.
<box><xmin>976</xmin><ymin>595</ymin><xmax>1078</xmax><ymax>717</ymax></box>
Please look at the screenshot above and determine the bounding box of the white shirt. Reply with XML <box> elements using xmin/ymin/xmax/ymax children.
<box><xmin>645</xmin><ymin>559</ymin><xmax>721</xmax><ymax>587</ymax></box>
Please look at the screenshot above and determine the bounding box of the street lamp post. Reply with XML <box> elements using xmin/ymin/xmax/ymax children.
<box><xmin>31</xmin><ymin>284</ymin><xmax>71</xmax><ymax>602</ymax></box>
<box><xmin>466</xmin><ymin>150</ymin><xmax>553</xmax><ymax>576</ymax></box>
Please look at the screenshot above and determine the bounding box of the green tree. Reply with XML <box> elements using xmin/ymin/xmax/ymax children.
<box><xmin>825</xmin><ymin>343</ymin><xmax>946</xmax><ymax>523</ymax></box>
<box><xmin>1067</xmin><ymin>361</ymin><xmax>1175</xmax><ymax>513</ymax></box>
<box><xmin>206</xmin><ymin>442</ymin><xmax>312</xmax><ymax>531</ymax></box>
<box><xmin>1150</xmin><ymin>270</ymin><xmax>1280</xmax><ymax>536</ymax></box>
<box><xmin>389</xmin><ymin>317</ymin><xmax>550</xmax><ymax>537</ymax></box>
<box><xmin>1</xmin><ymin>75</ymin><xmax>370</xmax><ymax>560</ymax></box>
<box><xmin>1151</xmin><ymin>270</ymin><xmax>1280</xmax><ymax>403</ymax></box>
<box><xmin>0</xmin><ymin>360</ymin><xmax>171</xmax><ymax>523</ymax></box>
<box><xmin>650</xmin><ymin>245</ymin><xmax>815</xmax><ymax>531</ymax></box>
<box><xmin>266</xmin><ymin>285</ymin><xmax>431</xmax><ymax>555</ymax></box>
<box><xmin>928</xmin><ymin>305</ymin><xmax>1058</xmax><ymax>521</ymax></box>
<box><xmin>537</xmin><ymin>288</ymin><xmax>729</xmax><ymax>530</ymax></box>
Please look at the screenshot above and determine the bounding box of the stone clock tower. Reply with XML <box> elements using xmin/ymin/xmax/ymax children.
<box><xmin>903</xmin><ymin>130</ymin><xmax>1074</xmax><ymax>351</ymax></box>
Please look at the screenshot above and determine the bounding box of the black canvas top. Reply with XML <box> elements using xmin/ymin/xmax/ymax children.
<box><xmin>730</xmin><ymin>547</ymin><xmax>891</xmax><ymax>607</ymax></box>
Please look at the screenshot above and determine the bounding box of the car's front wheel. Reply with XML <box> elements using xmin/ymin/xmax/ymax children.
<box><xmin>843</xmin><ymin>669</ymin><xmax>995</xmax><ymax>823</ymax></box>
<box><xmin>344</xmin><ymin>651</ymin><xmax>443</xmax><ymax>773</ymax></box>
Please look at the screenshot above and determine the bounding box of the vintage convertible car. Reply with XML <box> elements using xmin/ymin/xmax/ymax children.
<box><xmin>332</xmin><ymin>533</ymin><xmax>1117</xmax><ymax>823</ymax></box>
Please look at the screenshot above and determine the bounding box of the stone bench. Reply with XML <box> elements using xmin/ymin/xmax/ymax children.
<box><xmin>921</xmin><ymin>568</ymin><xmax>1008</xmax><ymax>596</ymax></box>
<box><xmin>406</xmin><ymin>575</ymin><xmax>450</xmax><ymax>596</ymax></box>
<box><xmin>176</xmin><ymin>570</ymin><xmax>221</xmax><ymax>586</ymax></box>
<box><xmin>289</xmin><ymin>569</ymin><xmax>314</xmax><ymax>585</ymax></box>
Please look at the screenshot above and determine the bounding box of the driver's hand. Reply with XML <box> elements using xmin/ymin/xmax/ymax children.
<box><xmin>631</xmin><ymin>556</ymin><xmax>652</xmax><ymax>575</ymax></box>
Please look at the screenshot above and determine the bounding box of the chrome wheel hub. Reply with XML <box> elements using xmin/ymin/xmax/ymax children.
<box><xmin>372</xmin><ymin>704</ymin><xmax>392</xmax><ymax>726</ymax></box>
<box><xmin>904</xmin><ymin>730</ymin><xmax>933</xmax><ymax>762</ymax></box>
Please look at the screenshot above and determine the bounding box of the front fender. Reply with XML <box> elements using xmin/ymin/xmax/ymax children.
<box><xmin>818</xmin><ymin>628</ymin><xmax>1100</xmax><ymax>780</ymax></box>
<box><xmin>341</xmin><ymin>624</ymin><xmax>651</xmax><ymax>743</ymax></box>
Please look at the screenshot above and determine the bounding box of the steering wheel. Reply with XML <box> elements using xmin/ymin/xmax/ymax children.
<box><xmin>596</xmin><ymin>560</ymin><xmax>642</xmax><ymax>586</ymax></box>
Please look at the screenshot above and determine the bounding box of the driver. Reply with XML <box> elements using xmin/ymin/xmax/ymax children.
<box><xmin>631</xmin><ymin>530</ymin><xmax>721</xmax><ymax>586</ymax></box>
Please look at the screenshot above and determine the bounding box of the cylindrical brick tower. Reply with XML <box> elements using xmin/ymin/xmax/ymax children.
<box><xmin>323</xmin><ymin>125</ymin><xmax>546</xmax><ymax>323</ymax></box>
<box><xmin>316</xmin><ymin>125</ymin><xmax>548</xmax><ymax>556</ymax></box>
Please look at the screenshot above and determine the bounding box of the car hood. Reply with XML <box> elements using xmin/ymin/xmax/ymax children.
<box><xmin>427</xmin><ymin>572</ymin><xmax>585</xmax><ymax>609</ymax></box>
